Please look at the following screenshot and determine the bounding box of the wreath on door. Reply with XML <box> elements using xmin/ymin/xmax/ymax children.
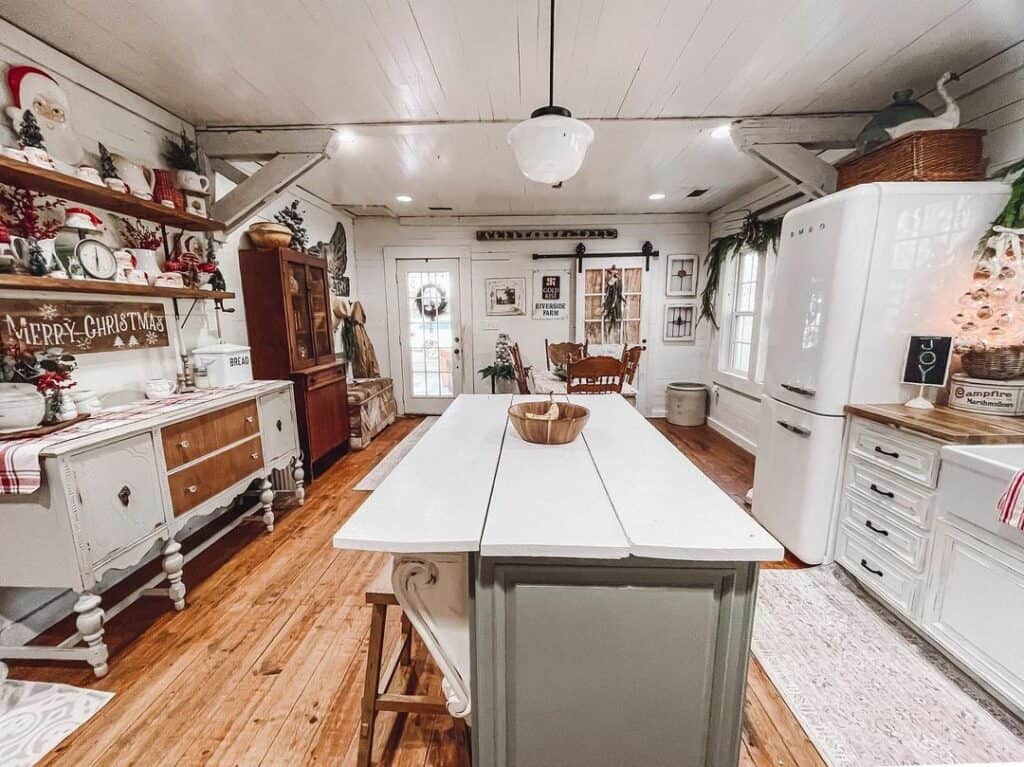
<box><xmin>416</xmin><ymin>283</ymin><xmax>448</xmax><ymax>320</ymax></box>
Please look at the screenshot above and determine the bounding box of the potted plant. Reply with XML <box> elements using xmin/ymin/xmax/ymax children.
<box><xmin>479</xmin><ymin>333</ymin><xmax>517</xmax><ymax>393</ymax></box>
<box><xmin>117</xmin><ymin>217</ymin><xmax>163</xmax><ymax>283</ymax></box>
<box><xmin>162</xmin><ymin>128</ymin><xmax>209</xmax><ymax>195</ymax></box>
<box><xmin>0</xmin><ymin>186</ymin><xmax>64</xmax><ymax>276</ymax></box>
<box><xmin>0</xmin><ymin>340</ymin><xmax>76</xmax><ymax>428</ymax></box>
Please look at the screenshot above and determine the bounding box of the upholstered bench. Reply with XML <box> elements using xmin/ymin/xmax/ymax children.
<box><xmin>348</xmin><ymin>378</ymin><xmax>398</xmax><ymax>450</ymax></box>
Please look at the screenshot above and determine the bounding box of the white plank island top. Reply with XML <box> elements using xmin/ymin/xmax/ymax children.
<box><xmin>334</xmin><ymin>393</ymin><xmax>782</xmax><ymax>562</ymax></box>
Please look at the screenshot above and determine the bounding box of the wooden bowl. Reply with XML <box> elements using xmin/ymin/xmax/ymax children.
<box><xmin>247</xmin><ymin>222</ymin><xmax>293</xmax><ymax>249</ymax></box>
<box><xmin>508</xmin><ymin>400</ymin><xmax>589</xmax><ymax>445</ymax></box>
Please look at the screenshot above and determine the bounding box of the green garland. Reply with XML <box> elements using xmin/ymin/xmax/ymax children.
<box><xmin>976</xmin><ymin>158</ymin><xmax>1024</xmax><ymax>256</ymax></box>
<box><xmin>699</xmin><ymin>213</ymin><xmax>782</xmax><ymax>329</ymax></box>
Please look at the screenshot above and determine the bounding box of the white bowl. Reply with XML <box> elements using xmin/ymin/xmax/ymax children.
<box><xmin>0</xmin><ymin>383</ymin><xmax>46</xmax><ymax>431</ymax></box>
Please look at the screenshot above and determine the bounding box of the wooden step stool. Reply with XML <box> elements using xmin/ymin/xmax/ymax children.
<box><xmin>359</xmin><ymin>561</ymin><xmax>468</xmax><ymax>767</ymax></box>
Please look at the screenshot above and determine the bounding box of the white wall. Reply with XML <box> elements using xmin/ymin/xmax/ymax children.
<box><xmin>0</xmin><ymin>25</ymin><xmax>352</xmax><ymax>646</ymax></box>
<box><xmin>354</xmin><ymin>214</ymin><xmax>709</xmax><ymax>417</ymax></box>
<box><xmin>704</xmin><ymin>43</ymin><xmax>1024</xmax><ymax>455</ymax></box>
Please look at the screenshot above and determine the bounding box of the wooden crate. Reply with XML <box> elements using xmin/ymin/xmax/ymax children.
<box><xmin>836</xmin><ymin>129</ymin><xmax>985</xmax><ymax>190</ymax></box>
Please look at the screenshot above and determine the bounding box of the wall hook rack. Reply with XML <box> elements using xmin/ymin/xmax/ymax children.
<box><xmin>532</xmin><ymin>241</ymin><xmax>659</xmax><ymax>273</ymax></box>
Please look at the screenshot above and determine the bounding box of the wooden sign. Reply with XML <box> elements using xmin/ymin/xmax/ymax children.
<box><xmin>902</xmin><ymin>335</ymin><xmax>953</xmax><ymax>387</ymax></box>
<box><xmin>0</xmin><ymin>299</ymin><xmax>170</xmax><ymax>353</ymax></box>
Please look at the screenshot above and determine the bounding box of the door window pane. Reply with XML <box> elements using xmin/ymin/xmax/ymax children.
<box><xmin>406</xmin><ymin>270</ymin><xmax>455</xmax><ymax>397</ymax></box>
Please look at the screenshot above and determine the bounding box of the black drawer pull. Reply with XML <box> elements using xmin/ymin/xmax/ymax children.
<box><xmin>860</xmin><ymin>558</ymin><xmax>884</xmax><ymax>577</ymax></box>
<box><xmin>865</xmin><ymin>520</ymin><xmax>889</xmax><ymax>536</ymax></box>
<box><xmin>118</xmin><ymin>486</ymin><xmax>131</xmax><ymax>507</ymax></box>
<box><xmin>874</xmin><ymin>446</ymin><xmax>900</xmax><ymax>459</ymax></box>
<box><xmin>869</xmin><ymin>483</ymin><xmax>895</xmax><ymax>499</ymax></box>
<box><xmin>276</xmin><ymin>419</ymin><xmax>283</xmax><ymax>432</ymax></box>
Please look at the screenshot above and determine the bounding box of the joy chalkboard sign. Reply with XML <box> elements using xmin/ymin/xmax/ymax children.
<box><xmin>902</xmin><ymin>336</ymin><xmax>953</xmax><ymax>387</ymax></box>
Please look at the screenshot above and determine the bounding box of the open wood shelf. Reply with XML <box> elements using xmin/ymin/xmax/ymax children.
<box><xmin>0</xmin><ymin>273</ymin><xmax>234</xmax><ymax>300</ymax></box>
<box><xmin>0</xmin><ymin>155</ymin><xmax>225</xmax><ymax>232</ymax></box>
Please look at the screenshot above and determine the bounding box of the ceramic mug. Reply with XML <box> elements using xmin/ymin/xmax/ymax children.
<box><xmin>1</xmin><ymin>146</ymin><xmax>26</xmax><ymax>162</ymax></box>
<box><xmin>75</xmin><ymin>166</ymin><xmax>104</xmax><ymax>186</ymax></box>
<box><xmin>175</xmin><ymin>170</ymin><xmax>210</xmax><ymax>195</ymax></box>
<box><xmin>105</xmin><ymin>177</ymin><xmax>128</xmax><ymax>193</ymax></box>
<box><xmin>124</xmin><ymin>268</ymin><xmax>148</xmax><ymax>285</ymax></box>
<box><xmin>145</xmin><ymin>379</ymin><xmax>176</xmax><ymax>399</ymax></box>
<box><xmin>153</xmin><ymin>272</ymin><xmax>185</xmax><ymax>289</ymax></box>
<box><xmin>10</xmin><ymin>236</ymin><xmax>57</xmax><ymax>273</ymax></box>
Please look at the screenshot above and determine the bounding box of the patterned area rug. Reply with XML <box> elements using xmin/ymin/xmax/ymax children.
<box><xmin>0</xmin><ymin>677</ymin><xmax>112</xmax><ymax>766</ymax></box>
<box><xmin>354</xmin><ymin>417</ymin><xmax>437</xmax><ymax>491</ymax></box>
<box><xmin>753</xmin><ymin>565</ymin><xmax>1024</xmax><ymax>767</ymax></box>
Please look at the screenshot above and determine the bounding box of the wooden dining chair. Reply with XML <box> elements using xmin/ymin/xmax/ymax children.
<box><xmin>510</xmin><ymin>342</ymin><xmax>531</xmax><ymax>394</ymax></box>
<box><xmin>566</xmin><ymin>355</ymin><xmax>626</xmax><ymax>394</ymax></box>
<box><xmin>545</xmin><ymin>340</ymin><xmax>588</xmax><ymax>371</ymax></box>
<box><xmin>621</xmin><ymin>345</ymin><xmax>643</xmax><ymax>385</ymax></box>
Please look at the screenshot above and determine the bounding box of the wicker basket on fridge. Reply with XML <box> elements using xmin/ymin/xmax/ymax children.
<box><xmin>836</xmin><ymin>129</ymin><xmax>985</xmax><ymax>190</ymax></box>
<box><xmin>960</xmin><ymin>346</ymin><xmax>1024</xmax><ymax>380</ymax></box>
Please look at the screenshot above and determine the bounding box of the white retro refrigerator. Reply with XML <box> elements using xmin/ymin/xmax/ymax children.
<box><xmin>751</xmin><ymin>182</ymin><xmax>1008</xmax><ymax>565</ymax></box>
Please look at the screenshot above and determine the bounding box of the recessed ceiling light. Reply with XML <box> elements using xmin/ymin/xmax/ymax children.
<box><xmin>395</xmin><ymin>194</ymin><xmax>413</xmax><ymax>203</ymax></box>
<box><xmin>334</xmin><ymin>129</ymin><xmax>357</xmax><ymax>143</ymax></box>
<box><xmin>648</xmin><ymin>192</ymin><xmax>666</xmax><ymax>201</ymax></box>
<box><xmin>711</xmin><ymin>124</ymin><xmax>732</xmax><ymax>139</ymax></box>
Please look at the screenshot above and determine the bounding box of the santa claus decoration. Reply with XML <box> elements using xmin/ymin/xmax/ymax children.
<box><xmin>5</xmin><ymin>65</ymin><xmax>84</xmax><ymax>168</ymax></box>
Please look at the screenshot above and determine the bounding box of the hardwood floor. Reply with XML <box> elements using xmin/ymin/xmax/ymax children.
<box><xmin>10</xmin><ymin>417</ymin><xmax>823</xmax><ymax>766</ymax></box>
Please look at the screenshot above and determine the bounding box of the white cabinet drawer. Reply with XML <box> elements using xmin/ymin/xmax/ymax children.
<box><xmin>849</xmin><ymin>419</ymin><xmax>941</xmax><ymax>488</ymax></box>
<box><xmin>840</xmin><ymin>495</ymin><xmax>929</xmax><ymax>571</ymax></box>
<box><xmin>69</xmin><ymin>433</ymin><xmax>168</xmax><ymax>568</ymax></box>
<box><xmin>922</xmin><ymin>519</ymin><xmax>1024</xmax><ymax>717</ymax></box>
<box><xmin>836</xmin><ymin>525</ymin><xmax>919</xmax><ymax>617</ymax></box>
<box><xmin>844</xmin><ymin>457</ymin><xmax>935</xmax><ymax>529</ymax></box>
<box><xmin>259</xmin><ymin>390</ymin><xmax>298</xmax><ymax>463</ymax></box>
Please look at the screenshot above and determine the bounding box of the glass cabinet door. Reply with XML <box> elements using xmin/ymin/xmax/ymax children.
<box><xmin>306</xmin><ymin>265</ymin><xmax>334</xmax><ymax>364</ymax></box>
<box><xmin>287</xmin><ymin>262</ymin><xmax>315</xmax><ymax>368</ymax></box>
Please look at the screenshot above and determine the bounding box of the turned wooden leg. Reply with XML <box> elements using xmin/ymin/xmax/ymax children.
<box><xmin>73</xmin><ymin>592</ymin><xmax>108</xmax><ymax>678</ymax></box>
<box><xmin>292</xmin><ymin>457</ymin><xmax>305</xmax><ymax>506</ymax></box>
<box><xmin>162</xmin><ymin>539</ymin><xmax>186</xmax><ymax>611</ymax></box>
<box><xmin>259</xmin><ymin>478</ymin><xmax>275</xmax><ymax>533</ymax></box>
<box><xmin>400</xmin><ymin>612</ymin><xmax>412</xmax><ymax>667</ymax></box>
<box><xmin>357</xmin><ymin>602</ymin><xmax>387</xmax><ymax>767</ymax></box>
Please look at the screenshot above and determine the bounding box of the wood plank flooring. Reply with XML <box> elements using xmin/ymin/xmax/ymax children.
<box><xmin>10</xmin><ymin>416</ymin><xmax>824</xmax><ymax>766</ymax></box>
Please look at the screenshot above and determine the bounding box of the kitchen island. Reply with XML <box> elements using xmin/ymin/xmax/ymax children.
<box><xmin>334</xmin><ymin>394</ymin><xmax>782</xmax><ymax>767</ymax></box>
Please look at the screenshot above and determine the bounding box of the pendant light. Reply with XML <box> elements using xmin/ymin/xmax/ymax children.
<box><xmin>507</xmin><ymin>0</ymin><xmax>594</xmax><ymax>185</ymax></box>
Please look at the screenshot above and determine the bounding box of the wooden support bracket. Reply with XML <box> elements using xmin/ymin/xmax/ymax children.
<box><xmin>210</xmin><ymin>153</ymin><xmax>326</xmax><ymax>233</ymax></box>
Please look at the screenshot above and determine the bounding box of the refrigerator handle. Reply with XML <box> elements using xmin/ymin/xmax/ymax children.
<box><xmin>776</xmin><ymin>419</ymin><xmax>812</xmax><ymax>437</ymax></box>
<box><xmin>780</xmin><ymin>383</ymin><xmax>817</xmax><ymax>396</ymax></box>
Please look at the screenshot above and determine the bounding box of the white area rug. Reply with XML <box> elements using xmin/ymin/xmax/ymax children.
<box><xmin>753</xmin><ymin>565</ymin><xmax>1024</xmax><ymax>767</ymax></box>
<box><xmin>0</xmin><ymin>677</ymin><xmax>112</xmax><ymax>766</ymax></box>
<box><xmin>354</xmin><ymin>417</ymin><xmax>437</xmax><ymax>491</ymax></box>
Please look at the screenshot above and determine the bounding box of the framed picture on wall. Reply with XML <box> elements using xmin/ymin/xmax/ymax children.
<box><xmin>663</xmin><ymin>303</ymin><xmax>696</xmax><ymax>342</ymax></box>
<box><xmin>666</xmin><ymin>254</ymin><xmax>698</xmax><ymax>297</ymax></box>
<box><xmin>486</xmin><ymin>277</ymin><xmax>527</xmax><ymax>316</ymax></box>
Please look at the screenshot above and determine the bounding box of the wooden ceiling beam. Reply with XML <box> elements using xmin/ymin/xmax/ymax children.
<box><xmin>196</xmin><ymin>128</ymin><xmax>339</xmax><ymax>160</ymax></box>
<box><xmin>210</xmin><ymin>153</ymin><xmax>326</xmax><ymax>233</ymax></box>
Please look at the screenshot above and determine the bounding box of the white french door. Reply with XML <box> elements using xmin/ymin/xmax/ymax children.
<box><xmin>396</xmin><ymin>259</ymin><xmax>464</xmax><ymax>414</ymax></box>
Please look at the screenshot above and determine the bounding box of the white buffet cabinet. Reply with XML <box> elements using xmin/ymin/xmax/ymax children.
<box><xmin>836</xmin><ymin>413</ymin><xmax>1024</xmax><ymax>718</ymax></box>
<box><xmin>0</xmin><ymin>381</ymin><xmax>303</xmax><ymax>677</ymax></box>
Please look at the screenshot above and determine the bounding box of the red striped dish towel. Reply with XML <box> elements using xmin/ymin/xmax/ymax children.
<box><xmin>997</xmin><ymin>469</ymin><xmax>1024</xmax><ymax>531</ymax></box>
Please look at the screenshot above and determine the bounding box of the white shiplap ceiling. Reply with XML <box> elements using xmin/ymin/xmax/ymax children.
<box><xmin>2</xmin><ymin>0</ymin><xmax>1021</xmax><ymax>215</ymax></box>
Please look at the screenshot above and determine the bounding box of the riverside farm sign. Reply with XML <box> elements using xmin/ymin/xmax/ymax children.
<box><xmin>0</xmin><ymin>299</ymin><xmax>170</xmax><ymax>353</ymax></box>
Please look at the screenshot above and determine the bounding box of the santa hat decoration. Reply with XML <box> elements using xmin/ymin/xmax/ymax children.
<box><xmin>63</xmin><ymin>207</ymin><xmax>103</xmax><ymax>231</ymax></box>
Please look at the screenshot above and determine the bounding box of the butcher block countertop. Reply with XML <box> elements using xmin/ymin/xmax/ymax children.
<box><xmin>335</xmin><ymin>393</ymin><xmax>783</xmax><ymax>562</ymax></box>
<box><xmin>845</xmin><ymin>403</ymin><xmax>1024</xmax><ymax>444</ymax></box>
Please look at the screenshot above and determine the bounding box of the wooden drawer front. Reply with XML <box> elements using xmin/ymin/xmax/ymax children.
<box><xmin>836</xmin><ymin>526</ymin><xmax>919</xmax><ymax>617</ymax></box>
<box><xmin>307</xmin><ymin>363</ymin><xmax>346</xmax><ymax>390</ymax></box>
<box><xmin>848</xmin><ymin>419</ymin><xmax>941</xmax><ymax>488</ymax></box>
<box><xmin>259</xmin><ymin>390</ymin><xmax>298</xmax><ymax>462</ymax></box>
<box><xmin>844</xmin><ymin>457</ymin><xmax>935</xmax><ymax>529</ymax></box>
<box><xmin>70</xmin><ymin>434</ymin><xmax>167</xmax><ymax>567</ymax></box>
<box><xmin>840</xmin><ymin>494</ymin><xmax>929</xmax><ymax>571</ymax></box>
<box><xmin>169</xmin><ymin>436</ymin><xmax>264</xmax><ymax>516</ymax></box>
<box><xmin>162</xmin><ymin>400</ymin><xmax>259</xmax><ymax>469</ymax></box>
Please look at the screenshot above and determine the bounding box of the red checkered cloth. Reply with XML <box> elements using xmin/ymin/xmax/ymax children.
<box><xmin>0</xmin><ymin>381</ymin><xmax>272</xmax><ymax>495</ymax></box>
<box><xmin>998</xmin><ymin>468</ymin><xmax>1024</xmax><ymax>532</ymax></box>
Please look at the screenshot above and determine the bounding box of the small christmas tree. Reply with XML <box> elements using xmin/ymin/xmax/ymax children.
<box><xmin>98</xmin><ymin>143</ymin><xmax>119</xmax><ymax>180</ymax></box>
<box><xmin>27</xmin><ymin>241</ymin><xmax>48</xmax><ymax>276</ymax></box>
<box><xmin>17</xmin><ymin>111</ymin><xmax>45</xmax><ymax>150</ymax></box>
<box><xmin>162</xmin><ymin>128</ymin><xmax>201</xmax><ymax>173</ymax></box>
<box><xmin>274</xmin><ymin>200</ymin><xmax>309</xmax><ymax>251</ymax></box>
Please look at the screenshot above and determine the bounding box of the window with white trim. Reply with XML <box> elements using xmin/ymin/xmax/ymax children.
<box><xmin>717</xmin><ymin>245</ymin><xmax>774</xmax><ymax>391</ymax></box>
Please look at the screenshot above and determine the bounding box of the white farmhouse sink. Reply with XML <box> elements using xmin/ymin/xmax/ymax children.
<box><xmin>940</xmin><ymin>444</ymin><xmax>1024</xmax><ymax>546</ymax></box>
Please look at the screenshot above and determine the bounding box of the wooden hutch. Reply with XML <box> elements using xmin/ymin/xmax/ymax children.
<box><xmin>239</xmin><ymin>247</ymin><xmax>349</xmax><ymax>478</ymax></box>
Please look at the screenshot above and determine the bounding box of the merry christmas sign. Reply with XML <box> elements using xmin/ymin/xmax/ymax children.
<box><xmin>0</xmin><ymin>299</ymin><xmax>169</xmax><ymax>353</ymax></box>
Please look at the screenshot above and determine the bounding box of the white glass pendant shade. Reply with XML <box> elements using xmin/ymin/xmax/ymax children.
<box><xmin>507</xmin><ymin>110</ymin><xmax>594</xmax><ymax>185</ymax></box>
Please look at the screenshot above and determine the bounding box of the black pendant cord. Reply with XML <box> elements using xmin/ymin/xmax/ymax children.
<box><xmin>548</xmin><ymin>0</ymin><xmax>555</xmax><ymax>108</ymax></box>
